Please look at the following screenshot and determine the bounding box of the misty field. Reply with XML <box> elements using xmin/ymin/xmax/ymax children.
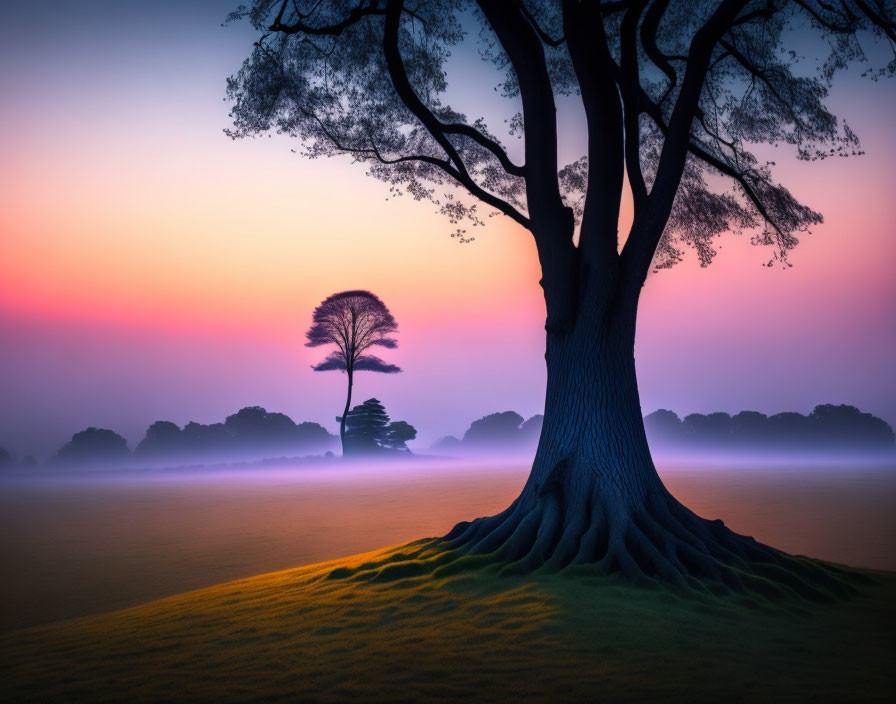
<box><xmin>1</xmin><ymin>461</ymin><xmax>895</xmax><ymax>702</ymax></box>
<box><xmin>2</xmin><ymin>461</ymin><xmax>895</xmax><ymax>631</ymax></box>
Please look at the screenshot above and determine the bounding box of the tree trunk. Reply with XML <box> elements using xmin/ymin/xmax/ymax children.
<box><xmin>445</xmin><ymin>285</ymin><xmax>794</xmax><ymax>587</ymax></box>
<box><xmin>325</xmin><ymin>281</ymin><xmax>858</xmax><ymax>597</ymax></box>
<box><xmin>340</xmin><ymin>370</ymin><xmax>353</xmax><ymax>456</ymax></box>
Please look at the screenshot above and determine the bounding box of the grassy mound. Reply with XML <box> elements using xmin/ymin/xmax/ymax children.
<box><xmin>1</xmin><ymin>540</ymin><xmax>894</xmax><ymax>703</ymax></box>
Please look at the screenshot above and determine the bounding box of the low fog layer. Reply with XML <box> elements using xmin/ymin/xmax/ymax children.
<box><xmin>644</xmin><ymin>405</ymin><xmax>895</xmax><ymax>460</ymax></box>
<box><xmin>1</xmin><ymin>403</ymin><xmax>892</xmax><ymax>473</ymax></box>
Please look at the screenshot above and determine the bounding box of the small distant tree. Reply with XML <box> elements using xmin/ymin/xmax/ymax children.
<box><xmin>384</xmin><ymin>420</ymin><xmax>417</xmax><ymax>452</ymax></box>
<box><xmin>135</xmin><ymin>420</ymin><xmax>183</xmax><ymax>457</ymax></box>
<box><xmin>344</xmin><ymin>398</ymin><xmax>392</xmax><ymax>454</ymax></box>
<box><xmin>345</xmin><ymin>399</ymin><xmax>418</xmax><ymax>454</ymax></box>
<box><xmin>463</xmin><ymin>411</ymin><xmax>526</xmax><ymax>446</ymax></box>
<box><xmin>306</xmin><ymin>291</ymin><xmax>401</xmax><ymax>453</ymax></box>
<box><xmin>56</xmin><ymin>428</ymin><xmax>130</xmax><ymax>465</ymax></box>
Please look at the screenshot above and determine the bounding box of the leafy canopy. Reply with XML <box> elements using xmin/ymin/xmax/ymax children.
<box><xmin>227</xmin><ymin>1</ymin><xmax>893</xmax><ymax>273</ymax></box>
<box><xmin>306</xmin><ymin>290</ymin><xmax>401</xmax><ymax>374</ymax></box>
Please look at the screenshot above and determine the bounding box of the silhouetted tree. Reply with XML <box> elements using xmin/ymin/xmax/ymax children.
<box><xmin>135</xmin><ymin>408</ymin><xmax>337</xmax><ymax>460</ymax></box>
<box><xmin>808</xmin><ymin>404</ymin><xmax>895</xmax><ymax>447</ymax></box>
<box><xmin>682</xmin><ymin>412</ymin><xmax>733</xmax><ymax>443</ymax></box>
<box><xmin>644</xmin><ymin>404</ymin><xmax>894</xmax><ymax>451</ymax></box>
<box><xmin>56</xmin><ymin>428</ymin><xmax>129</xmax><ymax>465</ymax></box>
<box><xmin>731</xmin><ymin>411</ymin><xmax>769</xmax><ymax>442</ymax></box>
<box><xmin>463</xmin><ymin>411</ymin><xmax>526</xmax><ymax>446</ymax></box>
<box><xmin>228</xmin><ymin>1</ymin><xmax>894</xmax><ymax>583</ymax></box>
<box><xmin>431</xmin><ymin>411</ymin><xmax>543</xmax><ymax>454</ymax></box>
<box><xmin>224</xmin><ymin>406</ymin><xmax>334</xmax><ymax>452</ymax></box>
<box><xmin>644</xmin><ymin>409</ymin><xmax>683</xmax><ymax>443</ymax></box>
<box><xmin>225</xmin><ymin>406</ymin><xmax>296</xmax><ymax>441</ymax></box>
<box><xmin>520</xmin><ymin>415</ymin><xmax>545</xmax><ymax>443</ymax></box>
<box><xmin>342</xmin><ymin>398</ymin><xmax>417</xmax><ymax>453</ymax></box>
<box><xmin>181</xmin><ymin>421</ymin><xmax>232</xmax><ymax>454</ymax></box>
<box><xmin>431</xmin><ymin>435</ymin><xmax>463</xmax><ymax>454</ymax></box>
<box><xmin>0</xmin><ymin>447</ymin><xmax>13</xmax><ymax>469</ymax></box>
<box><xmin>135</xmin><ymin>421</ymin><xmax>184</xmax><ymax>457</ymax></box>
<box><xmin>344</xmin><ymin>397</ymin><xmax>392</xmax><ymax>454</ymax></box>
<box><xmin>384</xmin><ymin>420</ymin><xmax>417</xmax><ymax>452</ymax></box>
<box><xmin>306</xmin><ymin>291</ymin><xmax>401</xmax><ymax>454</ymax></box>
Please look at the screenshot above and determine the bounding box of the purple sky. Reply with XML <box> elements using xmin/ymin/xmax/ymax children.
<box><xmin>0</xmin><ymin>1</ymin><xmax>894</xmax><ymax>458</ymax></box>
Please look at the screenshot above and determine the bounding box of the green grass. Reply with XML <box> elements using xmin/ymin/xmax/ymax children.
<box><xmin>1</xmin><ymin>540</ymin><xmax>894</xmax><ymax>703</ymax></box>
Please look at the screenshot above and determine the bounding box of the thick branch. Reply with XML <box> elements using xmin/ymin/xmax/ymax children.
<box><xmin>562</xmin><ymin>0</ymin><xmax>624</xmax><ymax>267</ymax></box>
<box><xmin>269</xmin><ymin>1</ymin><xmax>524</xmax><ymax>178</ymax></box>
<box><xmin>382</xmin><ymin>0</ymin><xmax>530</xmax><ymax>228</ymax></box>
<box><xmin>620</xmin><ymin>1</ymin><xmax>649</xmax><ymax>206</ymax></box>
<box><xmin>854</xmin><ymin>0</ymin><xmax>896</xmax><ymax>42</ymax></box>
<box><xmin>438</xmin><ymin>123</ymin><xmax>526</xmax><ymax>178</ymax></box>
<box><xmin>271</xmin><ymin>0</ymin><xmax>385</xmax><ymax>35</ymax></box>
<box><xmin>479</xmin><ymin>0</ymin><xmax>577</xmax><ymax>332</ymax></box>
<box><xmin>477</xmin><ymin>1</ymin><xmax>567</xmax><ymax>228</ymax></box>
<box><xmin>792</xmin><ymin>0</ymin><xmax>853</xmax><ymax>31</ymax></box>
<box><xmin>381</xmin><ymin>1</ymin><xmax>524</xmax><ymax>179</ymax></box>
<box><xmin>519</xmin><ymin>2</ymin><xmax>565</xmax><ymax>46</ymax></box>
<box><xmin>640</xmin><ymin>0</ymin><xmax>676</xmax><ymax>104</ymax></box>
<box><xmin>621</xmin><ymin>0</ymin><xmax>750</xmax><ymax>287</ymax></box>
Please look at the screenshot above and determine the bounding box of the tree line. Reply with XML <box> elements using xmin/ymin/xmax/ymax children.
<box><xmin>1</xmin><ymin>402</ymin><xmax>891</xmax><ymax>470</ymax></box>
<box><xmin>0</xmin><ymin>400</ymin><xmax>419</xmax><ymax>469</ymax></box>
<box><xmin>644</xmin><ymin>405</ymin><xmax>895</xmax><ymax>451</ymax></box>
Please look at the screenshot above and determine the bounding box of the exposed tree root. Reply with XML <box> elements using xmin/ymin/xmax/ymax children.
<box><xmin>325</xmin><ymin>486</ymin><xmax>869</xmax><ymax>602</ymax></box>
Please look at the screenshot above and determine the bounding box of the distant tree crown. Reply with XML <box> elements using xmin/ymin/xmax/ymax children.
<box><xmin>344</xmin><ymin>398</ymin><xmax>417</xmax><ymax>453</ymax></box>
<box><xmin>306</xmin><ymin>290</ymin><xmax>401</xmax><ymax>375</ymax></box>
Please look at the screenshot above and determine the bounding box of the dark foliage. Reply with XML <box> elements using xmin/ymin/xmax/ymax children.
<box><xmin>134</xmin><ymin>406</ymin><xmax>337</xmax><ymax>460</ymax></box>
<box><xmin>55</xmin><ymin>428</ymin><xmax>130</xmax><ymax>465</ymax></box>
<box><xmin>432</xmin><ymin>411</ymin><xmax>543</xmax><ymax>453</ymax></box>
<box><xmin>383</xmin><ymin>420</ymin><xmax>418</xmax><ymax>451</ymax></box>
<box><xmin>227</xmin><ymin>0</ymin><xmax>894</xmax><ymax>288</ymax></box>
<box><xmin>431</xmin><ymin>435</ymin><xmax>463</xmax><ymax>453</ymax></box>
<box><xmin>645</xmin><ymin>404</ymin><xmax>895</xmax><ymax>450</ymax></box>
<box><xmin>519</xmin><ymin>414</ymin><xmax>545</xmax><ymax>441</ymax></box>
<box><xmin>344</xmin><ymin>398</ymin><xmax>391</xmax><ymax>453</ymax></box>
<box><xmin>135</xmin><ymin>421</ymin><xmax>184</xmax><ymax>456</ymax></box>
<box><xmin>0</xmin><ymin>447</ymin><xmax>14</xmax><ymax>469</ymax></box>
<box><xmin>180</xmin><ymin>422</ymin><xmax>233</xmax><ymax>453</ymax></box>
<box><xmin>463</xmin><ymin>411</ymin><xmax>527</xmax><ymax>445</ymax></box>
<box><xmin>306</xmin><ymin>291</ymin><xmax>400</xmax><ymax>374</ymax></box>
<box><xmin>343</xmin><ymin>398</ymin><xmax>417</xmax><ymax>454</ymax></box>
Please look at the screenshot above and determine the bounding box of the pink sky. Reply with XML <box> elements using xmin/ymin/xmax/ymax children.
<box><xmin>0</xmin><ymin>2</ymin><xmax>894</xmax><ymax>458</ymax></box>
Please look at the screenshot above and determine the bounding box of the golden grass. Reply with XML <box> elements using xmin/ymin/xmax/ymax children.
<box><xmin>1</xmin><ymin>540</ymin><xmax>894</xmax><ymax>703</ymax></box>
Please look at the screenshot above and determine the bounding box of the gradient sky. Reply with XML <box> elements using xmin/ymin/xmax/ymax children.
<box><xmin>1</xmin><ymin>1</ymin><xmax>894</xmax><ymax>458</ymax></box>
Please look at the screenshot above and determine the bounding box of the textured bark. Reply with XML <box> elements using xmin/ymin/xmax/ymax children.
<box><xmin>440</xmin><ymin>282</ymin><xmax>852</xmax><ymax>594</ymax></box>
<box><xmin>322</xmin><ymin>277</ymin><xmax>862</xmax><ymax>598</ymax></box>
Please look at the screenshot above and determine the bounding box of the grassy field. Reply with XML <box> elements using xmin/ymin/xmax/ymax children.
<box><xmin>1</xmin><ymin>540</ymin><xmax>894</xmax><ymax>703</ymax></box>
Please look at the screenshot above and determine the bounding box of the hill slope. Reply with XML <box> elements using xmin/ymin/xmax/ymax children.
<box><xmin>1</xmin><ymin>542</ymin><xmax>894</xmax><ymax>703</ymax></box>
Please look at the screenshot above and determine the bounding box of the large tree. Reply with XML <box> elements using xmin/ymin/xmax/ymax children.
<box><xmin>228</xmin><ymin>1</ymin><xmax>894</xmax><ymax>587</ymax></box>
<box><xmin>306</xmin><ymin>290</ymin><xmax>401</xmax><ymax>453</ymax></box>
